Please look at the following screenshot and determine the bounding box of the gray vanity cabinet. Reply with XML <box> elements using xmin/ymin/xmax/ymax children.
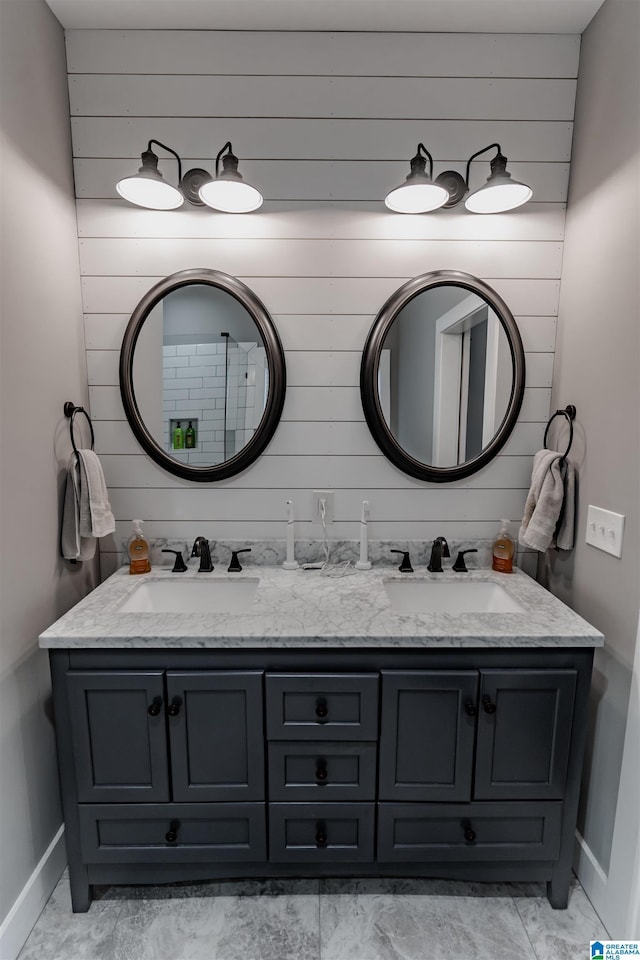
<box><xmin>50</xmin><ymin>647</ymin><xmax>593</xmax><ymax>914</ymax></box>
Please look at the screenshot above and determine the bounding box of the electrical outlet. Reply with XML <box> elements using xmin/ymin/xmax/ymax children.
<box><xmin>313</xmin><ymin>490</ymin><xmax>334</xmax><ymax>523</ymax></box>
<box><xmin>585</xmin><ymin>505</ymin><xmax>625</xmax><ymax>558</ymax></box>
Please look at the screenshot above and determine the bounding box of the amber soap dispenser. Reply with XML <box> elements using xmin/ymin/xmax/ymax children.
<box><xmin>128</xmin><ymin>518</ymin><xmax>151</xmax><ymax>575</ymax></box>
<box><xmin>492</xmin><ymin>519</ymin><xmax>515</xmax><ymax>573</ymax></box>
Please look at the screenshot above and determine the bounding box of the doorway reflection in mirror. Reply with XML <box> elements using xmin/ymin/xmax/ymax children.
<box><xmin>378</xmin><ymin>287</ymin><xmax>512</xmax><ymax>468</ymax></box>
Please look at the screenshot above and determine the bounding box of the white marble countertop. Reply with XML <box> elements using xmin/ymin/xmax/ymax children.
<box><xmin>39</xmin><ymin>563</ymin><xmax>603</xmax><ymax>649</ymax></box>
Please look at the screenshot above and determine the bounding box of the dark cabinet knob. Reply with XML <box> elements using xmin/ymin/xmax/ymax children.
<box><xmin>464</xmin><ymin>700</ymin><xmax>478</xmax><ymax>717</ymax></box>
<box><xmin>315</xmin><ymin>761</ymin><xmax>328</xmax><ymax>782</ymax></box>
<box><xmin>482</xmin><ymin>695</ymin><xmax>496</xmax><ymax>715</ymax></box>
<box><xmin>462</xmin><ymin>820</ymin><xmax>476</xmax><ymax>844</ymax></box>
<box><xmin>315</xmin><ymin>822</ymin><xmax>328</xmax><ymax>847</ymax></box>
<box><xmin>165</xmin><ymin>820</ymin><xmax>179</xmax><ymax>844</ymax></box>
<box><xmin>315</xmin><ymin>697</ymin><xmax>328</xmax><ymax>720</ymax></box>
<box><xmin>168</xmin><ymin>697</ymin><xmax>182</xmax><ymax>717</ymax></box>
<box><xmin>147</xmin><ymin>696</ymin><xmax>163</xmax><ymax>717</ymax></box>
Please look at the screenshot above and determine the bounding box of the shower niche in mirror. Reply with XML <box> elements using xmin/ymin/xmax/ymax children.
<box><xmin>360</xmin><ymin>271</ymin><xmax>525</xmax><ymax>482</ymax></box>
<box><xmin>120</xmin><ymin>269</ymin><xmax>285</xmax><ymax>481</ymax></box>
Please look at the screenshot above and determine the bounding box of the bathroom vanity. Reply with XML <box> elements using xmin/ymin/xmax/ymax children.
<box><xmin>40</xmin><ymin>564</ymin><xmax>602</xmax><ymax>913</ymax></box>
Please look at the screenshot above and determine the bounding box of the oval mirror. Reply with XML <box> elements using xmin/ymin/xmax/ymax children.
<box><xmin>120</xmin><ymin>268</ymin><xmax>286</xmax><ymax>481</ymax></box>
<box><xmin>360</xmin><ymin>270</ymin><xmax>525</xmax><ymax>482</ymax></box>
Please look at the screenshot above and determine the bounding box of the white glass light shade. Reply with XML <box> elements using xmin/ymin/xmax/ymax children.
<box><xmin>198</xmin><ymin>178</ymin><xmax>263</xmax><ymax>213</ymax></box>
<box><xmin>464</xmin><ymin>179</ymin><xmax>532</xmax><ymax>214</ymax></box>
<box><xmin>116</xmin><ymin>174</ymin><xmax>184</xmax><ymax>210</ymax></box>
<box><xmin>384</xmin><ymin>180</ymin><xmax>449</xmax><ymax>214</ymax></box>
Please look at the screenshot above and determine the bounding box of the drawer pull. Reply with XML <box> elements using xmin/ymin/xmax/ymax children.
<box><xmin>482</xmin><ymin>695</ymin><xmax>496</xmax><ymax>715</ymax></box>
<box><xmin>168</xmin><ymin>697</ymin><xmax>182</xmax><ymax>717</ymax></box>
<box><xmin>315</xmin><ymin>761</ymin><xmax>328</xmax><ymax>782</ymax></box>
<box><xmin>315</xmin><ymin>821</ymin><xmax>328</xmax><ymax>847</ymax></box>
<box><xmin>315</xmin><ymin>697</ymin><xmax>329</xmax><ymax>720</ymax></box>
<box><xmin>462</xmin><ymin>820</ymin><xmax>476</xmax><ymax>844</ymax></box>
<box><xmin>147</xmin><ymin>696</ymin><xmax>163</xmax><ymax>717</ymax></box>
<box><xmin>464</xmin><ymin>700</ymin><xmax>477</xmax><ymax>717</ymax></box>
<box><xmin>165</xmin><ymin>820</ymin><xmax>180</xmax><ymax>844</ymax></box>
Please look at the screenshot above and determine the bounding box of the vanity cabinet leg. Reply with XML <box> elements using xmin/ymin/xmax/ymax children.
<box><xmin>69</xmin><ymin>869</ymin><xmax>92</xmax><ymax>913</ymax></box>
<box><xmin>547</xmin><ymin>872</ymin><xmax>570</xmax><ymax>909</ymax></box>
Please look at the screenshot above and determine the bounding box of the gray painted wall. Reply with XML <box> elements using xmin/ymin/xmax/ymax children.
<box><xmin>542</xmin><ymin>0</ymin><xmax>640</xmax><ymax>932</ymax></box>
<box><xmin>0</xmin><ymin>0</ymin><xmax>96</xmax><ymax>939</ymax></box>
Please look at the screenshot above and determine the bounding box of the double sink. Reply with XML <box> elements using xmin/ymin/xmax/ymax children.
<box><xmin>118</xmin><ymin>575</ymin><xmax>525</xmax><ymax>616</ymax></box>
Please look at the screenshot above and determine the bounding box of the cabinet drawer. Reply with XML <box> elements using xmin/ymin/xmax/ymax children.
<box><xmin>269</xmin><ymin>803</ymin><xmax>375</xmax><ymax>862</ymax></box>
<box><xmin>377</xmin><ymin>802</ymin><xmax>562</xmax><ymax>862</ymax></box>
<box><xmin>78</xmin><ymin>803</ymin><xmax>266</xmax><ymax>863</ymax></box>
<box><xmin>266</xmin><ymin>674</ymin><xmax>378</xmax><ymax>740</ymax></box>
<box><xmin>269</xmin><ymin>742</ymin><xmax>377</xmax><ymax>801</ymax></box>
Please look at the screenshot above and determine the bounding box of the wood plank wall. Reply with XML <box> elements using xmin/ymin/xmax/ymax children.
<box><xmin>66</xmin><ymin>30</ymin><xmax>579</xmax><ymax>575</ymax></box>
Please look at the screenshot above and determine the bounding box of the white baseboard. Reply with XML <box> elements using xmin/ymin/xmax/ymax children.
<box><xmin>0</xmin><ymin>825</ymin><xmax>66</xmax><ymax>960</ymax></box>
<box><xmin>574</xmin><ymin>828</ymin><xmax>610</xmax><ymax>932</ymax></box>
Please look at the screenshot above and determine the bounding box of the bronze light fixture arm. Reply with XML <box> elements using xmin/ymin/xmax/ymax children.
<box><xmin>146</xmin><ymin>139</ymin><xmax>183</xmax><ymax>184</ymax></box>
<box><xmin>464</xmin><ymin>142</ymin><xmax>503</xmax><ymax>188</ymax></box>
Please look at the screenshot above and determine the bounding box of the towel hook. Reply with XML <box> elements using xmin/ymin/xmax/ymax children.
<box><xmin>544</xmin><ymin>404</ymin><xmax>576</xmax><ymax>464</ymax></box>
<box><xmin>63</xmin><ymin>401</ymin><xmax>95</xmax><ymax>455</ymax></box>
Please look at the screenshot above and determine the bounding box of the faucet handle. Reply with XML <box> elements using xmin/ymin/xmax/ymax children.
<box><xmin>452</xmin><ymin>548</ymin><xmax>478</xmax><ymax>573</ymax></box>
<box><xmin>162</xmin><ymin>549</ymin><xmax>187</xmax><ymax>573</ymax></box>
<box><xmin>228</xmin><ymin>548</ymin><xmax>251</xmax><ymax>573</ymax></box>
<box><xmin>390</xmin><ymin>549</ymin><xmax>413</xmax><ymax>573</ymax></box>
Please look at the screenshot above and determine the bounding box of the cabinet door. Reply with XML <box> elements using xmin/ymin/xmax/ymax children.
<box><xmin>167</xmin><ymin>671</ymin><xmax>264</xmax><ymax>802</ymax></box>
<box><xmin>474</xmin><ymin>669</ymin><xmax>576</xmax><ymax>800</ymax></box>
<box><xmin>67</xmin><ymin>671</ymin><xmax>170</xmax><ymax>803</ymax></box>
<box><xmin>379</xmin><ymin>671</ymin><xmax>478</xmax><ymax>802</ymax></box>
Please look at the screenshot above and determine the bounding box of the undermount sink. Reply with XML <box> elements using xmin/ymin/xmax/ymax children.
<box><xmin>383</xmin><ymin>579</ymin><xmax>525</xmax><ymax>615</ymax></box>
<box><xmin>119</xmin><ymin>578</ymin><xmax>260</xmax><ymax>614</ymax></box>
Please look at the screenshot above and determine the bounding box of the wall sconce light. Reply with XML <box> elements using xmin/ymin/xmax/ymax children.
<box><xmin>384</xmin><ymin>143</ymin><xmax>450</xmax><ymax>213</ymax></box>
<box><xmin>384</xmin><ymin>142</ymin><xmax>533</xmax><ymax>214</ymax></box>
<box><xmin>116</xmin><ymin>139</ymin><xmax>263</xmax><ymax>213</ymax></box>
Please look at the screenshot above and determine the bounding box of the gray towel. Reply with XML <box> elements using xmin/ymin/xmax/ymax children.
<box><xmin>61</xmin><ymin>455</ymin><xmax>96</xmax><ymax>561</ymax></box>
<box><xmin>518</xmin><ymin>449</ymin><xmax>576</xmax><ymax>552</ymax></box>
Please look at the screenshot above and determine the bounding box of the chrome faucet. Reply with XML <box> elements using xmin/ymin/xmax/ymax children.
<box><xmin>191</xmin><ymin>537</ymin><xmax>213</xmax><ymax>572</ymax></box>
<box><xmin>427</xmin><ymin>536</ymin><xmax>450</xmax><ymax>573</ymax></box>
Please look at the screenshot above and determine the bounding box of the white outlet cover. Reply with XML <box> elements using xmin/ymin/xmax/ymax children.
<box><xmin>585</xmin><ymin>505</ymin><xmax>625</xmax><ymax>558</ymax></box>
<box><xmin>313</xmin><ymin>490</ymin><xmax>334</xmax><ymax>523</ymax></box>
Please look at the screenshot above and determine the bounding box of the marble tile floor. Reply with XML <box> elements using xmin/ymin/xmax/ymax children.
<box><xmin>18</xmin><ymin>873</ymin><xmax>608</xmax><ymax>960</ymax></box>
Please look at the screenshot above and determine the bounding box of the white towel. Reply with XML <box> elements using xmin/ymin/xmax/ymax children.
<box><xmin>76</xmin><ymin>449</ymin><xmax>116</xmax><ymax>538</ymax></box>
<box><xmin>519</xmin><ymin>449</ymin><xmax>576</xmax><ymax>552</ymax></box>
<box><xmin>61</xmin><ymin>450</ymin><xmax>115</xmax><ymax>561</ymax></box>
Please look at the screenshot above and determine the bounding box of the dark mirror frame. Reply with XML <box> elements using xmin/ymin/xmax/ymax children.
<box><xmin>119</xmin><ymin>268</ymin><xmax>286</xmax><ymax>482</ymax></box>
<box><xmin>360</xmin><ymin>270</ymin><xmax>525</xmax><ymax>483</ymax></box>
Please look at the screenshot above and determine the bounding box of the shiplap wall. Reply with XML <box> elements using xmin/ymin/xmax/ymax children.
<box><xmin>65</xmin><ymin>30</ymin><xmax>579</xmax><ymax>576</ymax></box>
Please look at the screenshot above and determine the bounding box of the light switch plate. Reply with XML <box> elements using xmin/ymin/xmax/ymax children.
<box><xmin>585</xmin><ymin>505</ymin><xmax>625</xmax><ymax>558</ymax></box>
